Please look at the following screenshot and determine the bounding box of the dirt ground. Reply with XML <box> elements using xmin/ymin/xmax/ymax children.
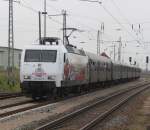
<box><xmin>127</xmin><ymin>91</ymin><xmax>150</xmax><ymax>130</ymax></box>
<box><xmin>123</xmin><ymin>78</ymin><xmax>150</xmax><ymax>130</ymax></box>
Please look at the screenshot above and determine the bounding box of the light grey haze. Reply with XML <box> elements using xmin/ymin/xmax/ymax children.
<box><xmin>0</xmin><ymin>0</ymin><xmax>150</xmax><ymax>69</ymax></box>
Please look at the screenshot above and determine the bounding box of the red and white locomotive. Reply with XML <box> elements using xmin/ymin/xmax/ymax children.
<box><xmin>20</xmin><ymin>37</ymin><xmax>141</xmax><ymax>99</ymax></box>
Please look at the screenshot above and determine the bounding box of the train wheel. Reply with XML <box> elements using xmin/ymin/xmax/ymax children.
<box><xmin>32</xmin><ymin>93</ymin><xmax>36</xmax><ymax>100</ymax></box>
<box><xmin>41</xmin><ymin>95</ymin><xmax>48</xmax><ymax>100</ymax></box>
<box><xmin>32</xmin><ymin>94</ymin><xmax>40</xmax><ymax>100</ymax></box>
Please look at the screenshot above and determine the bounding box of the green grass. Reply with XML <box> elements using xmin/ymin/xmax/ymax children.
<box><xmin>0</xmin><ymin>70</ymin><xmax>21</xmax><ymax>92</ymax></box>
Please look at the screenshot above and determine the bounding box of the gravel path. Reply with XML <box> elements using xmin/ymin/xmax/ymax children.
<box><xmin>0</xmin><ymin>79</ymin><xmax>146</xmax><ymax>130</ymax></box>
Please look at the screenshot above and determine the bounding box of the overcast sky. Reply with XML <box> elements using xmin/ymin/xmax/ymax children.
<box><xmin>0</xmin><ymin>0</ymin><xmax>150</xmax><ymax>69</ymax></box>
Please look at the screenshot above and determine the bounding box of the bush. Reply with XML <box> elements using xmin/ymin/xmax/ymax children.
<box><xmin>0</xmin><ymin>70</ymin><xmax>21</xmax><ymax>92</ymax></box>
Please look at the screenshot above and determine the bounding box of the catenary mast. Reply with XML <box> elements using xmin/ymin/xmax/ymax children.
<box><xmin>8</xmin><ymin>0</ymin><xmax>15</xmax><ymax>85</ymax></box>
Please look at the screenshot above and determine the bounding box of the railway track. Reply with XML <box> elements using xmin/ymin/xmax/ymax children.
<box><xmin>0</xmin><ymin>92</ymin><xmax>23</xmax><ymax>100</ymax></box>
<box><xmin>35</xmin><ymin>82</ymin><xmax>150</xmax><ymax>130</ymax></box>
<box><xmin>0</xmin><ymin>99</ymin><xmax>53</xmax><ymax>118</ymax></box>
<box><xmin>0</xmin><ymin>80</ymin><xmax>148</xmax><ymax>125</ymax></box>
<box><xmin>0</xmin><ymin>100</ymin><xmax>33</xmax><ymax>110</ymax></box>
<box><xmin>0</xmin><ymin>81</ymin><xmax>147</xmax><ymax>119</ymax></box>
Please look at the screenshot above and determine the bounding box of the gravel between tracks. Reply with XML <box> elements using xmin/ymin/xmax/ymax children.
<box><xmin>91</xmin><ymin>85</ymin><xmax>150</xmax><ymax>130</ymax></box>
<box><xmin>0</xmin><ymin>79</ymin><xmax>146</xmax><ymax>130</ymax></box>
<box><xmin>46</xmin><ymin>84</ymin><xmax>148</xmax><ymax>130</ymax></box>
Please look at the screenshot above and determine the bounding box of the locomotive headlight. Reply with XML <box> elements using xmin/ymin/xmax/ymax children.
<box><xmin>24</xmin><ymin>75</ymin><xmax>31</xmax><ymax>79</ymax></box>
<box><xmin>48</xmin><ymin>75</ymin><xmax>56</xmax><ymax>80</ymax></box>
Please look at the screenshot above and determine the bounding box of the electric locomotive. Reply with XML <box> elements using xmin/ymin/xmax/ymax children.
<box><xmin>20</xmin><ymin>37</ymin><xmax>89</xmax><ymax>99</ymax></box>
<box><xmin>20</xmin><ymin>37</ymin><xmax>141</xmax><ymax>99</ymax></box>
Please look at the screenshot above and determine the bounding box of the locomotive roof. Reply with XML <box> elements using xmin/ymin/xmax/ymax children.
<box><xmin>23</xmin><ymin>43</ymin><xmax>66</xmax><ymax>51</ymax></box>
<box><xmin>112</xmin><ymin>61</ymin><xmax>122</xmax><ymax>66</ymax></box>
<box><xmin>85</xmin><ymin>52</ymin><xmax>112</xmax><ymax>63</ymax></box>
<box><xmin>65</xmin><ymin>45</ymin><xmax>86</xmax><ymax>56</ymax></box>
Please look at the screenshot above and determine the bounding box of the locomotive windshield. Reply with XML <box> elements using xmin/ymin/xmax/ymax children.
<box><xmin>24</xmin><ymin>50</ymin><xmax>57</xmax><ymax>62</ymax></box>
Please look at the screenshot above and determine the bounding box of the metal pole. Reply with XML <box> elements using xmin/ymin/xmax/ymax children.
<box><xmin>62</xmin><ymin>10</ymin><xmax>67</xmax><ymax>45</ymax></box>
<box><xmin>12</xmin><ymin>0</ymin><xmax>14</xmax><ymax>74</ymax></box>
<box><xmin>8</xmin><ymin>0</ymin><xmax>15</xmax><ymax>85</ymax></box>
<box><xmin>39</xmin><ymin>11</ymin><xmax>42</xmax><ymax>44</ymax></box>
<box><xmin>118</xmin><ymin>36</ymin><xmax>122</xmax><ymax>62</ymax></box>
<box><xmin>114</xmin><ymin>45</ymin><xmax>115</xmax><ymax>61</ymax></box>
<box><xmin>44</xmin><ymin>0</ymin><xmax>46</xmax><ymax>38</ymax></box>
<box><xmin>146</xmin><ymin>63</ymin><xmax>148</xmax><ymax>72</ymax></box>
<box><xmin>97</xmin><ymin>30</ymin><xmax>100</xmax><ymax>56</ymax></box>
<box><xmin>97</xmin><ymin>30</ymin><xmax>98</xmax><ymax>55</ymax></box>
<box><xmin>8</xmin><ymin>0</ymin><xmax>11</xmax><ymax>83</ymax></box>
<box><xmin>101</xmin><ymin>22</ymin><xmax>104</xmax><ymax>43</ymax></box>
<box><xmin>98</xmin><ymin>23</ymin><xmax>104</xmax><ymax>56</ymax></box>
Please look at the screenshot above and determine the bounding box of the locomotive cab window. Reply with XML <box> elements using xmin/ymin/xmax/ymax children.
<box><xmin>24</xmin><ymin>50</ymin><xmax>57</xmax><ymax>62</ymax></box>
<box><xmin>41</xmin><ymin>50</ymin><xmax>57</xmax><ymax>62</ymax></box>
<box><xmin>24</xmin><ymin>50</ymin><xmax>40</xmax><ymax>62</ymax></box>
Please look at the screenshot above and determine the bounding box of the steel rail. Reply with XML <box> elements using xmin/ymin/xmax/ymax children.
<box><xmin>0</xmin><ymin>81</ymin><xmax>147</xmax><ymax>120</ymax></box>
<box><xmin>0</xmin><ymin>92</ymin><xmax>23</xmax><ymax>100</ymax></box>
<box><xmin>35</xmin><ymin>82</ymin><xmax>150</xmax><ymax>130</ymax></box>
<box><xmin>0</xmin><ymin>100</ymin><xmax>33</xmax><ymax>109</ymax></box>
<box><xmin>0</xmin><ymin>100</ymin><xmax>53</xmax><ymax>118</ymax></box>
<box><xmin>80</xmin><ymin>85</ymin><xmax>150</xmax><ymax>130</ymax></box>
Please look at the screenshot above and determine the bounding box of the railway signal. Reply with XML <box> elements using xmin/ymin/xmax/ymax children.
<box><xmin>146</xmin><ymin>56</ymin><xmax>149</xmax><ymax>63</ymax></box>
<box><xmin>129</xmin><ymin>57</ymin><xmax>132</xmax><ymax>64</ymax></box>
<box><xmin>146</xmin><ymin>56</ymin><xmax>149</xmax><ymax>71</ymax></box>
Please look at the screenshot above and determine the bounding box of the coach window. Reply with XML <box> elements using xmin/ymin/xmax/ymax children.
<box><xmin>64</xmin><ymin>53</ymin><xmax>66</xmax><ymax>63</ymax></box>
<box><xmin>105</xmin><ymin>63</ymin><xmax>107</xmax><ymax>70</ymax></box>
<box><xmin>98</xmin><ymin>62</ymin><xmax>100</xmax><ymax>71</ymax></box>
<box><xmin>93</xmin><ymin>62</ymin><xmax>96</xmax><ymax>71</ymax></box>
<box><xmin>95</xmin><ymin>62</ymin><xmax>97</xmax><ymax>71</ymax></box>
<box><xmin>90</xmin><ymin>60</ymin><xmax>93</xmax><ymax>69</ymax></box>
<box><xmin>89</xmin><ymin>60</ymin><xmax>92</xmax><ymax>70</ymax></box>
<box><xmin>108</xmin><ymin>64</ymin><xmax>110</xmax><ymax>72</ymax></box>
<box><xmin>93</xmin><ymin>61</ymin><xmax>95</xmax><ymax>70</ymax></box>
<box><xmin>99</xmin><ymin>63</ymin><xmax>101</xmax><ymax>71</ymax></box>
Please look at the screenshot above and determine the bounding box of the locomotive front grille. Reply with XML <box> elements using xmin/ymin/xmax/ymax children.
<box><xmin>21</xmin><ymin>81</ymin><xmax>56</xmax><ymax>94</ymax></box>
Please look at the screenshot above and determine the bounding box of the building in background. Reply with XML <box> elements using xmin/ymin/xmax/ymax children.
<box><xmin>0</xmin><ymin>46</ymin><xmax>22</xmax><ymax>70</ymax></box>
